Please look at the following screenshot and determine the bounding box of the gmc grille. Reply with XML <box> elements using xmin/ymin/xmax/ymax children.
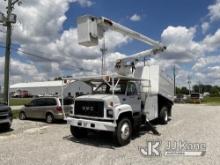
<box><xmin>0</xmin><ymin>110</ymin><xmax>9</xmax><ymax>117</ymax></box>
<box><xmin>0</xmin><ymin>116</ymin><xmax>8</xmax><ymax>120</ymax></box>
<box><xmin>74</xmin><ymin>101</ymin><xmax>104</xmax><ymax>117</ymax></box>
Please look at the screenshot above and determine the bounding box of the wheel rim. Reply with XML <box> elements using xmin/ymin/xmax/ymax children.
<box><xmin>164</xmin><ymin>111</ymin><xmax>168</xmax><ymax>122</ymax></box>
<box><xmin>120</xmin><ymin>122</ymin><xmax>130</xmax><ymax>140</ymax></box>
<box><xmin>47</xmin><ymin>115</ymin><xmax>53</xmax><ymax>123</ymax></box>
<box><xmin>20</xmin><ymin>113</ymin><xmax>25</xmax><ymax>120</ymax></box>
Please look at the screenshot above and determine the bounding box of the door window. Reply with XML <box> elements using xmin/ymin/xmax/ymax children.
<box><xmin>35</xmin><ymin>99</ymin><xmax>45</xmax><ymax>106</ymax></box>
<box><xmin>45</xmin><ymin>98</ymin><xmax>57</xmax><ymax>106</ymax></box>
<box><xmin>29</xmin><ymin>99</ymin><xmax>38</xmax><ymax>106</ymax></box>
<box><xmin>127</xmin><ymin>83</ymin><xmax>137</xmax><ymax>96</ymax></box>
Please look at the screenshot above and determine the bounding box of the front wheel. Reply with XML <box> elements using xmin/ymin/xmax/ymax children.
<box><xmin>70</xmin><ymin>126</ymin><xmax>87</xmax><ymax>138</ymax></box>
<box><xmin>114</xmin><ymin>118</ymin><xmax>132</xmax><ymax>146</ymax></box>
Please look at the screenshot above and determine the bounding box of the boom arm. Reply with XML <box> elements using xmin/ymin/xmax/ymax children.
<box><xmin>100</xmin><ymin>17</ymin><xmax>163</xmax><ymax>48</ymax></box>
<box><xmin>77</xmin><ymin>15</ymin><xmax>166</xmax><ymax>76</ymax></box>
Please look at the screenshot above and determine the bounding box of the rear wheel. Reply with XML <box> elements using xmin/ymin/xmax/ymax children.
<box><xmin>19</xmin><ymin>111</ymin><xmax>26</xmax><ymax>120</ymax></box>
<box><xmin>46</xmin><ymin>113</ymin><xmax>54</xmax><ymax>123</ymax></box>
<box><xmin>159</xmin><ymin>106</ymin><xmax>168</xmax><ymax>124</ymax></box>
<box><xmin>70</xmin><ymin>126</ymin><xmax>87</xmax><ymax>138</ymax></box>
<box><xmin>114</xmin><ymin>118</ymin><xmax>132</xmax><ymax>146</ymax></box>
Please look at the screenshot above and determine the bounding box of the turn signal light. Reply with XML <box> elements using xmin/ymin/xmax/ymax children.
<box><xmin>56</xmin><ymin>106</ymin><xmax>62</xmax><ymax>112</ymax></box>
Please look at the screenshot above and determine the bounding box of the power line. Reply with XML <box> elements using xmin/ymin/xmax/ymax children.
<box><xmin>0</xmin><ymin>39</ymin><xmax>61</xmax><ymax>62</ymax></box>
<box><xmin>0</xmin><ymin>43</ymin><xmax>60</xmax><ymax>62</ymax></box>
<box><xmin>173</xmin><ymin>65</ymin><xmax>176</xmax><ymax>96</ymax></box>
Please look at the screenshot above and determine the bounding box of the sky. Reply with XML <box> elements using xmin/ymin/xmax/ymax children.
<box><xmin>0</xmin><ymin>0</ymin><xmax>220</xmax><ymax>87</ymax></box>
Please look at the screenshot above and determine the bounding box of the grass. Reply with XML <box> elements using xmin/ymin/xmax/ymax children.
<box><xmin>9</xmin><ymin>98</ymin><xmax>32</xmax><ymax>106</ymax></box>
<box><xmin>12</xmin><ymin>110</ymin><xmax>20</xmax><ymax>119</ymax></box>
<box><xmin>202</xmin><ymin>97</ymin><xmax>220</xmax><ymax>105</ymax></box>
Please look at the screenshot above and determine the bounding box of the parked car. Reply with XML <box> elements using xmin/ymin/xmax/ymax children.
<box><xmin>19</xmin><ymin>97</ymin><xmax>74</xmax><ymax>123</ymax></box>
<box><xmin>11</xmin><ymin>90</ymin><xmax>32</xmax><ymax>98</ymax></box>
<box><xmin>0</xmin><ymin>103</ymin><xmax>13</xmax><ymax>131</ymax></box>
<box><xmin>174</xmin><ymin>95</ymin><xmax>185</xmax><ymax>103</ymax></box>
<box><xmin>190</xmin><ymin>93</ymin><xmax>201</xmax><ymax>104</ymax></box>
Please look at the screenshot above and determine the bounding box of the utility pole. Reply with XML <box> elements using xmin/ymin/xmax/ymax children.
<box><xmin>187</xmin><ymin>75</ymin><xmax>191</xmax><ymax>96</ymax></box>
<box><xmin>198</xmin><ymin>80</ymin><xmax>201</xmax><ymax>94</ymax></box>
<box><xmin>100</xmin><ymin>37</ymin><xmax>107</xmax><ymax>75</ymax></box>
<box><xmin>173</xmin><ymin>65</ymin><xmax>176</xmax><ymax>96</ymax></box>
<box><xmin>0</xmin><ymin>0</ymin><xmax>20</xmax><ymax>104</ymax></box>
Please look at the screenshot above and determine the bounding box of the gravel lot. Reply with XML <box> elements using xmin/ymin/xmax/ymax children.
<box><xmin>0</xmin><ymin>104</ymin><xmax>220</xmax><ymax>165</ymax></box>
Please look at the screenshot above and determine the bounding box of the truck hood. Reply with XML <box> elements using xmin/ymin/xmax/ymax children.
<box><xmin>76</xmin><ymin>94</ymin><xmax>120</xmax><ymax>106</ymax></box>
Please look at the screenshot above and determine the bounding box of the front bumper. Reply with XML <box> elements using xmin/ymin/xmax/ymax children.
<box><xmin>53</xmin><ymin>113</ymin><xmax>65</xmax><ymax>120</ymax></box>
<box><xmin>0</xmin><ymin>118</ymin><xmax>12</xmax><ymax>125</ymax></box>
<box><xmin>66</xmin><ymin>117</ymin><xmax>116</xmax><ymax>132</ymax></box>
<box><xmin>53</xmin><ymin>112</ymin><xmax>70</xmax><ymax>120</ymax></box>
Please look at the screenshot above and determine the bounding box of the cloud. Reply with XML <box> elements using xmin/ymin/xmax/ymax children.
<box><xmin>200</xmin><ymin>0</ymin><xmax>220</xmax><ymax>34</ymax></box>
<box><xmin>0</xmin><ymin>0</ymin><xmax>129</xmax><ymax>85</ymax></box>
<box><xmin>201</xmin><ymin>22</ymin><xmax>210</xmax><ymax>34</ymax></box>
<box><xmin>1</xmin><ymin>0</ymin><xmax>220</xmax><ymax>87</ymax></box>
<box><xmin>208</xmin><ymin>0</ymin><xmax>220</xmax><ymax>22</ymax></box>
<box><xmin>160</xmin><ymin>25</ymin><xmax>220</xmax><ymax>86</ymax></box>
<box><xmin>192</xmin><ymin>55</ymin><xmax>220</xmax><ymax>71</ymax></box>
<box><xmin>15</xmin><ymin>27</ymin><xmax>129</xmax><ymax>79</ymax></box>
<box><xmin>202</xmin><ymin>29</ymin><xmax>220</xmax><ymax>51</ymax></box>
<box><xmin>0</xmin><ymin>57</ymin><xmax>47</xmax><ymax>84</ymax></box>
<box><xmin>0</xmin><ymin>0</ymin><xmax>93</xmax><ymax>43</ymax></box>
<box><xmin>129</xmin><ymin>14</ymin><xmax>141</xmax><ymax>22</ymax></box>
<box><xmin>161</xmin><ymin>26</ymin><xmax>203</xmax><ymax>62</ymax></box>
<box><xmin>75</xmin><ymin>0</ymin><xmax>94</xmax><ymax>7</ymax></box>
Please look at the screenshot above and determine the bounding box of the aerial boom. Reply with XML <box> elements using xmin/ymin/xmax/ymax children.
<box><xmin>99</xmin><ymin>17</ymin><xmax>163</xmax><ymax>48</ymax></box>
<box><xmin>77</xmin><ymin>15</ymin><xmax>166</xmax><ymax>76</ymax></box>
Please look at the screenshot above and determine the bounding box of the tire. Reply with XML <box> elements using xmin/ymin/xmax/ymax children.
<box><xmin>46</xmin><ymin>113</ymin><xmax>54</xmax><ymax>123</ymax></box>
<box><xmin>114</xmin><ymin>118</ymin><xmax>132</xmax><ymax>146</ymax></box>
<box><xmin>2</xmin><ymin>123</ymin><xmax>11</xmax><ymax>131</ymax></box>
<box><xmin>19</xmin><ymin>111</ymin><xmax>26</xmax><ymax>120</ymax></box>
<box><xmin>70</xmin><ymin>126</ymin><xmax>87</xmax><ymax>138</ymax></box>
<box><xmin>159</xmin><ymin>106</ymin><xmax>168</xmax><ymax>124</ymax></box>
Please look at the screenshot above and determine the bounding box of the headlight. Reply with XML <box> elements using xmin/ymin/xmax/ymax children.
<box><xmin>69</xmin><ymin>109</ymin><xmax>74</xmax><ymax>116</ymax></box>
<box><xmin>107</xmin><ymin>109</ymin><xmax>113</xmax><ymax>118</ymax></box>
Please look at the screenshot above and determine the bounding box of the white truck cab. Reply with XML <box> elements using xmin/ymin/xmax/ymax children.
<box><xmin>67</xmin><ymin>66</ymin><xmax>173</xmax><ymax>146</ymax></box>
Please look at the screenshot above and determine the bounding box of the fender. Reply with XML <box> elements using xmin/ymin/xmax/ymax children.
<box><xmin>114</xmin><ymin>104</ymin><xmax>133</xmax><ymax>120</ymax></box>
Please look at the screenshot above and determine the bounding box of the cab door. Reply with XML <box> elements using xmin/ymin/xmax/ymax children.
<box><xmin>121</xmin><ymin>82</ymin><xmax>141</xmax><ymax>112</ymax></box>
<box><xmin>30</xmin><ymin>99</ymin><xmax>43</xmax><ymax>119</ymax></box>
<box><xmin>25</xmin><ymin>99</ymin><xmax>39</xmax><ymax>118</ymax></box>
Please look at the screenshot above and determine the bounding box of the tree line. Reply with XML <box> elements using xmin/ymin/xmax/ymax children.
<box><xmin>176</xmin><ymin>85</ymin><xmax>220</xmax><ymax>97</ymax></box>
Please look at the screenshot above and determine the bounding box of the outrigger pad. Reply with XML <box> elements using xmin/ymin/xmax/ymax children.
<box><xmin>145</xmin><ymin>121</ymin><xmax>161</xmax><ymax>136</ymax></box>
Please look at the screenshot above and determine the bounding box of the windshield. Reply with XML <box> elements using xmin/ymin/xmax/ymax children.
<box><xmin>94</xmin><ymin>82</ymin><xmax>127</xmax><ymax>94</ymax></box>
<box><xmin>191</xmin><ymin>94</ymin><xmax>200</xmax><ymax>98</ymax></box>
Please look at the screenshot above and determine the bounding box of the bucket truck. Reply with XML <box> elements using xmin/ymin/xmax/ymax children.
<box><xmin>67</xmin><ymin>15</ymin><xmax>174</xmax><ymax>146</ymax></box>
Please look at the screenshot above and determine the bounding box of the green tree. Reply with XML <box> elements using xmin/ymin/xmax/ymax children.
<box><xmin>181</xmin><ymin>87</ymin><xmax>189</xmax><ymax>95</ymax></box>
<box><xmin>54</xmin><ymin>77</ymin><xmax>62</xmax><ymax>80</ymax></box>
<box><xmin>210</xmin><ymin>86</ymin><xmax>220</xmax><ymax>97</ymax></box>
